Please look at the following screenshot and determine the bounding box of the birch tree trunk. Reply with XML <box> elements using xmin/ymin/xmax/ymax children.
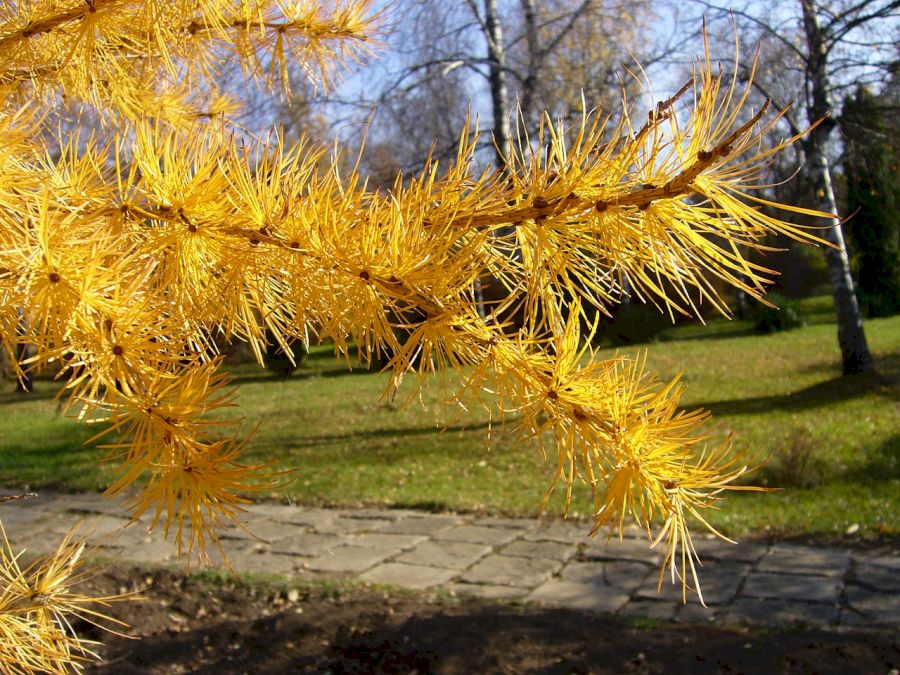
<box><xmin>484</xmin><ymin>0</ymin><xmax>511</xmax><ymax>167</ymax></box>
<box><xmin>804</xmin><ymin>132</ymin><xmax>874</xmax><ymax>374</ymax></box>
<box><xmin>800</xmin><ymin>0</ymin><xmax>874</xmax><ymax>374</ymax></box>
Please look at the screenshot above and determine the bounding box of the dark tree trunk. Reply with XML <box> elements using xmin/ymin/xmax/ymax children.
<box><xmin>518</xmin><ymin>0</ymin><xmax>539</xmax><ymax>124</ymax></box>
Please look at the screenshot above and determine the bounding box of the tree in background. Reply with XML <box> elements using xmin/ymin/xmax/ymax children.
<box><xmin>0</xmin><ymin>0</ymin><xmax>827</xmax><ymax>669</ymax></box>
<box><xmin>841</xmin><ymin>85</ymin><xmax>900</xmax><ymax>317</ymax></box>
<box><xmin>507</xmin><ymin>0</ymin><xmax>657</xmax><ymax>130</ymax></box>
<box><xmin>688</xmin><ymin>0</ymin><xmax>899</xmax><ymax>374</ymax></box>
<box><xmin>345</xmin><ymin>0</ymin><xmax>664</xmax><ymax>323</ymax></box>
<box><xmin>341</xmin><ymin>0</ymin><xmax>656</xmax><ymax>177</ymax></box>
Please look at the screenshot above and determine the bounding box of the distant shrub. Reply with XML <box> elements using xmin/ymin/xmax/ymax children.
<box><xmin>752</xmin><ymin>292</ymin><xmax>805</xmax><ymax>333</ymax></box>
<box><xmin>598</xmin><ymin>302</ymin><xmax>673</xmax><ymax>346</ymax></box>
<box><xmin>760</xmin><ymin>429</ymin><xmax>823</xmax><ymax>488</ymax></box>
<box><xmin>266</xmin><ymin>340</ymin><xmax>308</xmax><ymax>376</ymax></box>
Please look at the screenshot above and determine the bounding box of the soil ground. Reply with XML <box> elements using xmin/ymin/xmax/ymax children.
<box><xmin>75</xmin><ymin>567</ymin><xmax>899</xmax><ymax>674</ymax></box>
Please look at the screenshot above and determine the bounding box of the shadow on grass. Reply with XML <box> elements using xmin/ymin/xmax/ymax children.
<box><xmin>259</xmin><ymin>418</ymin><xmax>499</xmax><ymax>452</ymax></box>
<box><xmin>227</xmin><ymin>365</ymin><xmax>371</xmax><ymax>387</ymax></box>
<box><xmin>795</xmin><ymin>351</ymin><xmax>900</xmax><ymax>379</ymax></box>
<box><xmin>0</xmin><ymin>429</ymin><xmax>107</xmax><ymax>484</ymax></box>
<box><xmin>0</xmin><ymin>386</ymin><xmax>63</xmax><ymax>405</ymax></box>
<box><xmin>688</xmin><ymin>368</ymin><xmax>898</xmax><ymax>417</ymax></box>
<box><xmin>660</xmin><ymin>322</ymin><xmax>759</xmax><ymax>342</ymax></box>
<box><xmin>841</xmin><ymin>434</ymin><xmax>900</xmax><ymax>483</ymax></box>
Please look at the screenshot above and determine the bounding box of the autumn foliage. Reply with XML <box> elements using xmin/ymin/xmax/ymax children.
<box><xmin>0</xmin><ymin>0</ymin><xmax>826</xmax><ymax>669</ymax></box>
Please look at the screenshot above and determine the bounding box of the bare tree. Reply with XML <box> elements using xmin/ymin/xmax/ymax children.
<box><xmin>684</xmin><ymin>0</ymin><xmax>899</xmax><ymax>374</ymax></box>
<box><xmin>340</xmin><ymin>0</ymin><xmax>655</xmax><ymax>173</ymax></box>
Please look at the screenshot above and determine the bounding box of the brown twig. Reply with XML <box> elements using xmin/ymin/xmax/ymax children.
<box><xmin>634</xmin><ymin>78</ymin><xmax>694</xmax><ymax>142</ymax></box>
<box><xmin>0</xmin><ymin>492</ymin><xmax>38</xmax><ymax>504</ymax></box>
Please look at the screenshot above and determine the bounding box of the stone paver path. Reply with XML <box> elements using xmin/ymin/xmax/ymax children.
<box><xmin>1</xmin><ymin>492</ymin><xmax>896</xmax><ymax>630</ymax></box>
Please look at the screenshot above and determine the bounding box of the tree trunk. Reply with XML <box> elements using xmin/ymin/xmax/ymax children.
<box><xmin>800</xmin><ymin>0</ymin><xmax>874</xmax><ymax>374</ymax></box>
<box><xmin>518</xmin><ymin>0</ymin><xmax>539</xmax><ymax>124</ymax></box>
<box><xmin>804</xmin><ymin>135</ymin><xmax>874</xmax><ymax>373</ymax></box>
<box><xmin>484</xmin><ymin>0</ymin><xmax>511</xmax><ymax>167</ymax></box>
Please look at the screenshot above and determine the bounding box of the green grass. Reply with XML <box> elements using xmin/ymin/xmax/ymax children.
<box><xmin>0</xmin><ymin>294</ymin><xmax>897</xmax><ymax>543</ymax></box>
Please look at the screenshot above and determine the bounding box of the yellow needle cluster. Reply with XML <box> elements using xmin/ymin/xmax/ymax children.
<box><xmin>0</xmin><ymin>522</ymin><xmax>129</xmax><ymax>673</ymax></box>
<box><xmin>0</xmin><ymin>1</ymin><xmax>828</xmax><ymax>665</ymax></box>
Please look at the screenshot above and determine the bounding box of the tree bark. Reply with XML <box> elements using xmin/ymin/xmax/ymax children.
<box><xmin>484</xmin><ymin>0</ymin><xmax>511</xmax><ymax>167</ymax></box>
<box><xmin>799</xmin><ymin>0</ymin><xmax>874</xmax><ymax>374</ymax></box>
<box><xmin>804</xmin><ymin>133</ymin><xmax>874</xmax><ymax>374</ymax></box>
<box><xmin>518</xmin><ymin>0</ymin><xmax>539</xmax><ymax>124</ymax></box>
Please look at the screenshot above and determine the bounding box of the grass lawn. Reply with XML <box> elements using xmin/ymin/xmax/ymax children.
<box><xmin>0</xmin><ymin>294</ymin><xmax>897</xmax><ymax>543</ymax></box>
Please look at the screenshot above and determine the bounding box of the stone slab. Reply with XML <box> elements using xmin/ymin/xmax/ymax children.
<box><xmin>851</xmin><ymin>562</ymin><xmax>900</xmax><ymax>593</ymax></box>
<box><xmin>116</xmin><ymin>537</ymin><xmax>179</xmax><ymax>564</ymax></box>
<box><xmin>36</xmin><ymin>512</ymin><xmax>88</xmax><ymax>537</ymax></box>
<box><xmin>603</xmin><ymin>561</ymin><xmax>653</xmax><ymax>591</ymax></box>
<box><xmin>523</xmin><ymin>523</ymin><xmax>590</xmax><ymax>544</ymax></box>
<box><xmin>757</xmin><ymin>545</ymin><xmax>851</xmax><ymax>578</ymax></box>
<box><xmin>0</xmin><ymin>507</ymin><xmax>53</xmax><ymax>534</ymax></box>
<box><xmin>474</xmin><ymin>517</ymin><xmax>536</xmax><ymax>530</ymax></box>
<box><xmin>527</xmin><ymin>580</ymin><xmax>629</xmax><ymax>613</ymax></box>
<box><xmin>341</xmin><ymin>508</ymin><xmax>410</xmax><ymax>521</ymax></box>
<box><xmin>854</xmin><ymin>554</ymin><xmax>900</xmax><ymax>572</ymax></box>
<box><xmin>560</xmin><ymin>560</ymin><xmax>649</xmax><ymax>593</ymax></box>
<box><xmin>220</xmin><ymin>519</ymin><xmax>295</xmax><ymax>543</ymax></box>
<box><xmin>61</xmin><ymin>494</ymin><xmax>127</xmax><ymax>515</ymax></box>
<box><xmin>244</xmin><ymin>503</ymin><xmax>304</xmax><ymax>521</ymax></box>
<box><xmin>582</xmin><ymin>537</ymin><xmax>661</xmax><ymax>564</ymax></box>
<box><xmin>218</xmin><ymin>537</ymin><xmax>265</xmax><ymax>557</ymax></box>
<box><xmin>560</xmin><ymin>561</ymin><xmax>606</xmax><ymax>584</ymax></box>
<box><xmin>260</xmin><ymin>507</ymin><xmax>342</xmax><ymax>528</ymax></box>
<box><xmin>215</xmin><ymin>550</ymin><xmax>301</xmax><ymax>576</ymax></box>
<box><xmin>344</xmin><ymin>533</ymin><xmax>427</xmax><ymax>551</ymax></box>
<box><xmin>1</xmin><ymin>523</ymin><xmax>54</xmax><ymax>551</ymax></box>
<box><xmin>67</xmin><ymin>517</ymin><xmax>136</xmax><ymax>548</ymax></box>
<box><xmin>593</xmin><ymin>525</ymin><xmax>646</xmax><ymax>540</ymax></box>
<box><xmin>305</xmin><ymin>545</ymin><xmax>394</xmax><ymax>573</ymax></box>
<box><xmin>266</xmin><ymin>532</ymin><xmax>342</xmax><ymax>557</ymax></box>
<box><xmin>435</xmin><ymin>525</ymin><xmax>521</xmax><ymax>546</ymax></box>
<box><xmin>377</xmin><ymin>515</ymin><xmax>463</xmax><ymax>536</ymax></box>
<box><xmin>311</xmin><ymin>515</ymin><xmax>393</xmax><ymax>535</ymax></box>
<box><xmin>460</xmin><ymin>555</ymin><xmax>561</xmax><ymax>588</ymax></box>
<box><xmin>636</xmin><ymin>564</ymin><xmax>749</xmax><ymax>606</ymax></box>
<box><xmin>742</xmin><ymin>572</ymin><xmax>842</xmax><ymax>603</ymax></box>
<box><xmin>286</xmin><ymin>509</ymin><xmax>388</xmax><ymax>534</ymax></box>
<box><xmin>361</xmin><ymin>562</ymin><xmax>457</xmax><ymax>589</ymax></box>
<box><xmin>501</xmin><ymin>540</ymin><xmax>576</xmax><ymax>561</ymax></box>
<box><xmin>842</xmin><ymin>585</ymin><xmax>900</xmax><ymax>627</ymax></box>
<box><xmin>397</xmin><ymin>540</ymin><xmax>491</xmax><ymax>570</ymax></box>
<box><xmin>691</xmin><ymin>537</ymin><xmax>768</xmax><ymax>564</ymax></box>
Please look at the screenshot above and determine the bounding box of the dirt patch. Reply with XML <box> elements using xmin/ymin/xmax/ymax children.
<box><xmin>76</xmin><ymin>567</ymin><xmax>897</xmax><ymax>674</ymax></box>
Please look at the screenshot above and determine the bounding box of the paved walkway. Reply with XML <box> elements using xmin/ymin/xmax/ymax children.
<box><xmin>1</xmin><ymin>492</ymin><xmax>897</xmax><ymax>631</ymax></box>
